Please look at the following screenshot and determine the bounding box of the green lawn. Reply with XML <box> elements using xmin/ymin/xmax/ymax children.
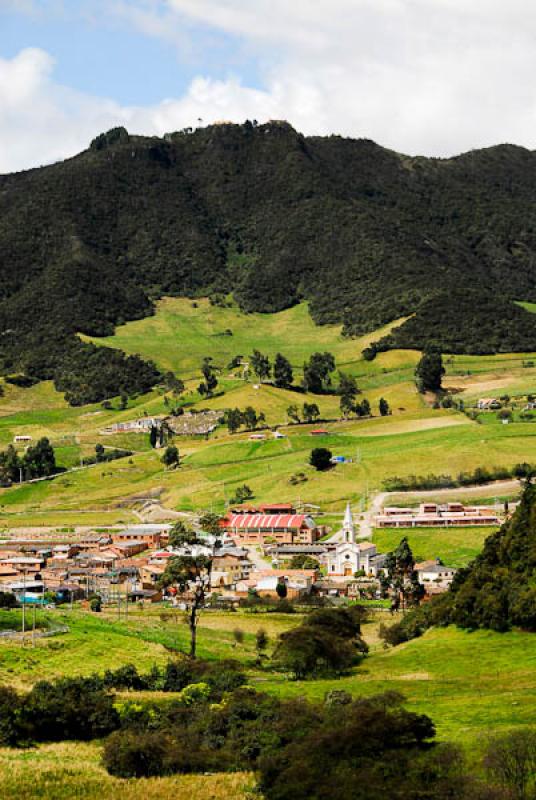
<box><xmin>372</xmin><ymin>526</ymin><xmax>497</xmax><ymax>567</ymax></box>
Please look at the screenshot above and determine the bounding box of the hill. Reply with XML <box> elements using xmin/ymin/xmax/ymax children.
<box><xmin>3</xmin><ymin>122</ymin><xmax>536</xmax><ymax>403</ymax></box>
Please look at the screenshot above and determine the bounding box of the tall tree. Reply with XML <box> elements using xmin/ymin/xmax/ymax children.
<box><xmin>158</xmin><ymin>555</ymin><xmax>212</xmax><ymax>658</ymax></box>
<box><xmin>383</xmin><ymin>537</ymin><xmax>424</xmax><ymax>611</ymax></box>
<box><xmin>273</xmin><ymin>353</ymin><xmax>293</xmax><ymax>388</ymax></box>
<box><xmin>379</xmin><ymin>397</ymin><xmax>390</xmax><ymax>416</ymax></box>
<box><xmin>250</xmin><ymin>350</ymin><xmax>271</xmax><ymax>382</ymax></box>
<box><xmin>287</xmin><ymin>404</ymin><xmax>300</xmax><ymax>424</ymax></box>
<box><xmin>302</xmin><ymin>402</ymin><xmax>320</xmax><ymax>423</ymax></box>
<box><xmin>198</xmin><ymin>358</ymin><xmax>218</xmax><ymax>398</ymax></box>
<box><xmin>302</xmin><ymin>352</ymin><xmax>336</xmax><ymax>394</ymax></box>
<box><xmin>415</xmin><ymin>348</ymin><xmax>445</xmax><ymax>393</ymax></box>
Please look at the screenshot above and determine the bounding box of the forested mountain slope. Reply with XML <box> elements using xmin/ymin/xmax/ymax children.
<box><xmin>2</xmin><ymin>121</ymin><xmax>536</xmax><ymax>403</ymax></box>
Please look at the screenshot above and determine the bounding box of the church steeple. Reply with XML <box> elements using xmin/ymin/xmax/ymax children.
<box><xmin>343</xmin><ymin>502</ymin><xmax>355</xmax><ymax>543</ymax></box>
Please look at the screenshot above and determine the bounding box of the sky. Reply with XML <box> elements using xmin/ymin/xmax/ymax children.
<box><xmin>1</xmin><ymin>0</ymin><xmax>536</xmax><ymax>172</ymax></box>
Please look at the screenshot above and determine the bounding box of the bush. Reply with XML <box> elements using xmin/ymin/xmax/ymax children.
<box><xmin>22</xmin><ymin>677</ymin><xmax>119</xmax><ymax>741</ymax></box>
<box><xmin>103</xmin><ymin>730</ymin><xmax>171</xmax><ymax>777</ymax></box>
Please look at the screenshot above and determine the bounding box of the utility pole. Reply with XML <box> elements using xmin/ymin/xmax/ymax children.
<box><xmin>32</xmin><ymin>601</ymin><xmax>36</xmax><ymax>648</ymax></box>
<box><xmin>21</xmin><ymin>569</ymin><xmax>26</xmax><ymax>645</ymax></box>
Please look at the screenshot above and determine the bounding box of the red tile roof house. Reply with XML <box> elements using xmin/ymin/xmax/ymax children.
<box><xmin>222</xmin><ymin>513</ymin><xmax>320</xmax><ymax>545</ymax></box>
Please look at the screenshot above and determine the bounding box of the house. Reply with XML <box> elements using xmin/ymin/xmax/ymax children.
<box><xmin>416</xmin><ymin>559</ymin><xmax>457</xmax><ymax>590</ymax></box>
<box><xmin>222</xmin><ymin>512</ymin><xmax>320</xmax><ymax>545</ymax></box>
<box><xmin>310</xmin><ymin>428</ymin><xmax>329</xmax><ymax>436</ymax></box>
<box><xmin>477</xmin><ymin>398</ymin><xmax>501</xmax><ymax>410</ymax></box>
<box><xmin>249</xmin><ymin>433</ymin><xmax>266</xmax><ymax>441</ymax></box>
<box><xmin>109</xmin><ymin>540</ymin><xmax>148</xmax><ymax>558</ymax></box>
<box><xmin>111</xmin><ymin>526</ymin><xmax>165</xmax><ymax>547</ymax></box>
<box><xmin>211</xmin><ymin>547</ymin><xmax>251</xmax><ymax>588</ymax></box>
<box><xmin>236</xmin><ymin>569</ymin><xmax>314</xmax><ymax>599</ymax></box>
<box><xmin>325</xmin><ymin>504</ymin><xmax>386</xmax><ymax>579</ymax></box>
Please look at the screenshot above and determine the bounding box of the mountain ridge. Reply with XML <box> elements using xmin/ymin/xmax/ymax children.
<box><xmin>2</xmin><ymin>120</ymin><xmax>536</xmax><ymax>404</ymax></box>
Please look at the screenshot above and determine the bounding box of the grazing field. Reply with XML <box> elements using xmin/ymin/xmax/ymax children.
<box><xmin>0</xmin><ymin>742</ymin><xmax>255</xmax><ymax>800</ymax></box>
<box><xmin>262</xmin><ymin>624</ymin><xmax>536</xmax><ymax>747</ymax></box>
<box><xmin>3</xmin><ymin>605</ymin><xmax>536</xmax><ymax>757</ymax></box>
<box><xmin>0</xmin><ymin>608</ymin><xmax>299</xmax><ymax>689</ymax></box>
<box><xmin>371</xmin><ymin>526</ymin><xmax>497</xmax><ymax>567</ymax></box>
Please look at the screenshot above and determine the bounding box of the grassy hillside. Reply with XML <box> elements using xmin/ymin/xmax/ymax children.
<box><xmin>2</xmin><ymin>606</ymin><xmax>535</xmax><ymax>751</ymax></box>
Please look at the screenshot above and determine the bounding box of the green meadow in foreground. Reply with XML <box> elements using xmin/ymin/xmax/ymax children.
<box><xmin>2</xmin><ymin>606</ymin><xmax>536</xmax><ymax>752</ymax></box>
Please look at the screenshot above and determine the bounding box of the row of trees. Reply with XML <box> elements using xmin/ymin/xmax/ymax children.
<box><xmin>223</xmin><ymin>406</ymin><xmax>266</xmax><ymax>433</ymax></box>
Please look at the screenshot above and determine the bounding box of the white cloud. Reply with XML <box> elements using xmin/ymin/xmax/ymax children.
<box><xmin>3</xmin><ymin>2</ymin><xmax>536</xmax><ymax>171</ymax></box>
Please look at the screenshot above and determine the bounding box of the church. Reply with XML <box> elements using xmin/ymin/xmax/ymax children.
<box><xmin>326</xmin><ymin>503</ymin><xmax>385</xmax><ymax>579</ymax></box>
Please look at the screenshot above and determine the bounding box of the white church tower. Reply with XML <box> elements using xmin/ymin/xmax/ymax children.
<box><xmin>342</xmin><ymin>502</ymin><xmax>355</xmax><ymax>543</ymax></box>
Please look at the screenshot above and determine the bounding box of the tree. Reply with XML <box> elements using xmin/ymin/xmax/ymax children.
<box><xmin>356</xmin><ymin>398</ymin><xmax>371</xmax><ymax>417</ymax></box>
<box><xmin>273</xmin><ymin>353</ymin><xmax>293</xmax><ymax>388</ymax></box>
<box><xmin>338</xmin><ymin>372</ymin><xmax>358</xmax><ymax>398</ymax></box>
<box><xmin>168</xmin><ymin>522</ymin><xmax>199</xmax><ymax>549</ymax></box>
<box><xmin>198</xmin><ymin>358</ymin><xmax>218</xmax><ymax>398</ymax></box>
<box><xmin>164</xmin><ymin>371</ymin><xmax>185</xmax><ymax>397</ymax></box>
<box><xmin>233</xmin><ymin>628</ymin><xmax>245</xmax><ymax>648</ymax></box>
<box><xmin>276</xmin><ymin>579</ymin><xmax>288</xmax><ymax>599</ymax></box>
<box><xmin>95</xmin><ymin>443</ymin><xmax>105</xmax><ymax>462</ymax></box>
<box><xmin>302</xmin><ymin>402</ymin><xmax>320</xmax><ymax>423</ymax></box>
<box><xmin>498</xmin><ymin>408</ymin><xmax>513</xmax><ymax>422</ymax></box>
<box><xmin>22</xmin><ymin>437</ymin><xmax>57</xmax><ymax>479</ymax></box>
<box><xmin>231</xmin><ymin>484</ymin><xmax>254</xmax><ymax>504</ymax></box>
<box><xmin>198</xmin><ymin>512</ymin><xmax>222</xmax><ymax>536</ymax></box>
<box><xmin>289</xmin><ymin>555</ymin><xmax>320</xmax><ymax>570</ymax></box>
<box><xmin>302</xmin><ymin>352</ymin><xmax>336</xmax><ymax>394</ymax></box>
<box><xmin>383</xmin><ymin>537</ymin><xmax>424</xmax><ymax>611</ymax></box>
<box><xmin>255</xmin><ymin>628</ymin><xmax>269</xmax><ymax>660</ymax></box>
<box><xmin>379</xmin><ymin>397</ymin><xmax>390</xmax><ymax>416</ymax></box>
<box><xmin>484</xmin><ymin>730</ymin><xmax>536</xmax><ymax>800</ymax></box>
<box><xmin>161</xmin><ymin>445</ymin><xmax>180</xmax><ymax>468</ymax></box>
<box><xmin>224</xmin><ymin>407</ymin><xmax>243</xmax><ymax>434</ymax></box>
<box><xmin>250</xmin><ymin>349</ymin><xmax>271</xmax><ymax>381</ymax></box>
<box><xmin>0</xmin><ymin>591</ymin><xmax>18</xmax><ymax>609</ymax></box>
<box><xmin>287</xmin><ymin>404</ymin><xmax>300</xmax><ymax>424</ymax></box>
<box><xmin>340</xmin><ymin>393</ymin><xmax>355</xmax><ymax>419</ymax></box>
<box><xmin>309</xmin><ymin>448</ymin><xmax>332</xmax><ymax>471</ymax></box>
<box><xmin>158</xmin><ymin>555</ymin><xmax>212</xmax><ymax>658</ymax></box>
<box><xmin>90</xmin><ymin>596</ymin><xmax>102</xmax><ymax>612</ymax></box>
<box><xmin>242</xmin><ymin>406</ymin><xmax>259</xmax><ymax>430</ymax></box>
<box><xmin>149</xmin><ymin>425</ymin><xmax>158</xmax><ymax>448</ymax></box>
<box><xmin>119</xmin><ymin>393</ymin><xmax>128</xmax><ymax>410</ymax></box>
<box><xmin>415</xmin><ymin>348</ymin><xmax>445</xmax><ymax>393</ymax></box>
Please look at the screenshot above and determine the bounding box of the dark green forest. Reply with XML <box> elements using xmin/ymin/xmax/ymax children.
<box><xmin>2</xmin><ymin>120</ymin><xmax>536</xmax><ymax>403</ymax></box>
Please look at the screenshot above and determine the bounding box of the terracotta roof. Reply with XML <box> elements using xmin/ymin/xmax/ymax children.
<box><xmin>226</xmin><ymin>513</ymin><xmax>309</xmax><ymax>530</ymax></box>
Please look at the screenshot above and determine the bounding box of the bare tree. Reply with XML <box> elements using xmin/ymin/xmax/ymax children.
<box><xmin>158</xmin><ymin>555</ymin><xmax>212</xmax><ymax>659</ymax></box>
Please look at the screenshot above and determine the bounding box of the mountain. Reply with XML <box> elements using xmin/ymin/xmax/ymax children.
<box><xmin>2</xmin><ymin>120</ymin><xmax>536</xmax><ymax>404</ymax></box>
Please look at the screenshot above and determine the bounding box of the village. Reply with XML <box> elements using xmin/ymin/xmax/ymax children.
<box><xmin>0</xmin><ymin>496</ymin><xmax>506</xmax><ymax>616</ymax></box>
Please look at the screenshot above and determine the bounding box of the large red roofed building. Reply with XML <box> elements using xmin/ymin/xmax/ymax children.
<box><xmin>223</xmin><ymin>512</ymin><xmax>320</xmax><ymax>545</ymax></box>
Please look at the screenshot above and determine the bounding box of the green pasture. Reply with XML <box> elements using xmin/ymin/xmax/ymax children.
<box><xmin>371</xmin><ymin>526</ymin><xmax>497</xmax><ymax>567</ymax></box>
<box><xmin>262</xmin><ymin>624</ymin><xmax>536</xmax><ymax>747</ymax></box>
<box><xmin>0</xmin><ymin>406</ymin><xmax>535</xmax><ymax>521</ymax></box>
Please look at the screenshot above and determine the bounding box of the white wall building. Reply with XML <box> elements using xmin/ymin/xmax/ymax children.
<box><xmin>326</xmin><ymin>503</ymin><xmax>385</xmax><ymax>579</ymax></box>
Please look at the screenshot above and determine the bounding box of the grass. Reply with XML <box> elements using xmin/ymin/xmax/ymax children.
<box><xmin>0</xmin><ymin>608</ymin><xmax>299</xmax><ymax>689</ymax></box>
<box><xmin>261</xmin><ymin>623</ymin><xmax>536</xmax><ymax>747</ymax></box>
<box><xmin>0</xmin><ymin>741</ymin><xmax>255</xmax><ymax>800</ymax></box>
<box><xmin>371</xmin><ymin>526</ymin><xmax>497</xmax><ymax>567</ymax></box>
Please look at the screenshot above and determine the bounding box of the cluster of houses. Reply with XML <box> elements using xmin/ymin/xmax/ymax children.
<box><xmin>375</xmin><ymin>502</ymin><xmax>501</xmax><ymax>528</ymax></box>
<box><xmin>0</xmin><ymin>499</ymin><xmax>464</xmax><ymax>608</ymax></box>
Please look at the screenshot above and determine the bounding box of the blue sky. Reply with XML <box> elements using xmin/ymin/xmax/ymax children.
<box><xmin>1</xmin><ymin>1</ymin><xmax>536</xmax><ymax>172</ymax></box>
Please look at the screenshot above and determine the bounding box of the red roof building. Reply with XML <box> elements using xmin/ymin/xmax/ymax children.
<box><xmin>223</xmin><ymin>513</ymin><xmax>319</xmax><ymax>545</ymax></box>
